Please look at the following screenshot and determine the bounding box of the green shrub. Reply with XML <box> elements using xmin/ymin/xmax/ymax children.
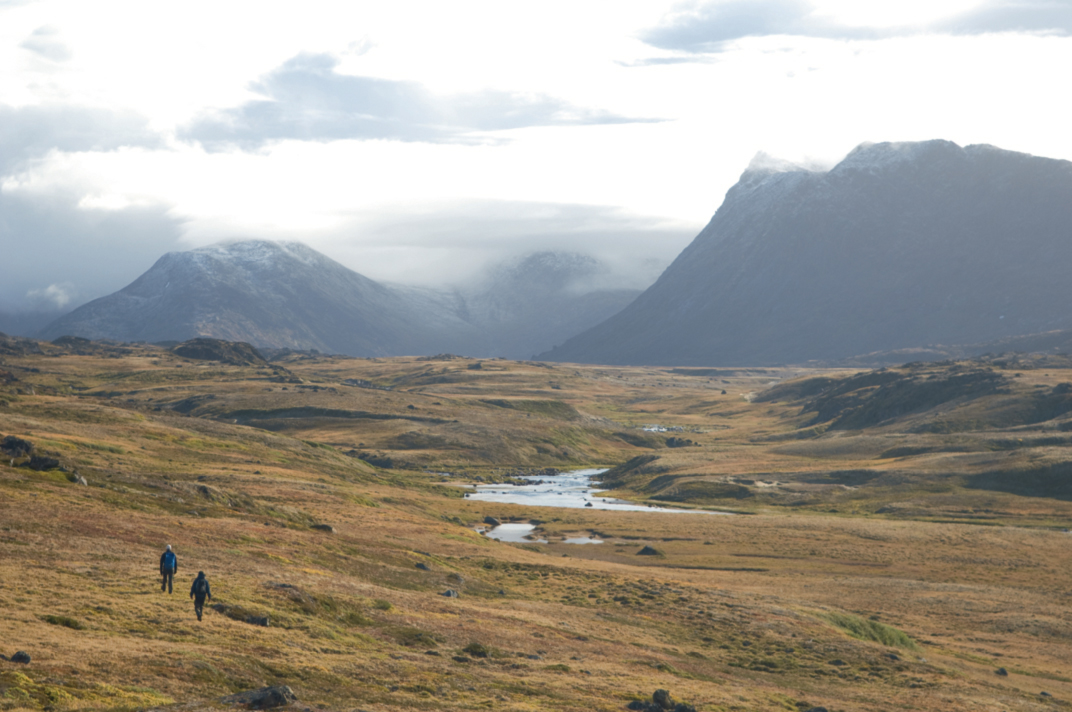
<box><xmin>40</xmin><ymin>614</ymin><xmax>84</xmax><ymax>630</ymax></box>
<box><xmin>821</xmin><ymin>612</ymin><xmax>918</xmax><ymax>650</ymax></box>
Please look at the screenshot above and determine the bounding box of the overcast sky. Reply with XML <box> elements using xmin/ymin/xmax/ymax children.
<box><xmin>2</xmin><ymin>0</ymin><xmax>1071</xmax><ymax>318</ymax></box>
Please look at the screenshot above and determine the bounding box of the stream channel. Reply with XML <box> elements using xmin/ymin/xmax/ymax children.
<box><xmin>467</xmin><ymin>468</ymin><xmax>730</xmax><ymax>544</ymax></box>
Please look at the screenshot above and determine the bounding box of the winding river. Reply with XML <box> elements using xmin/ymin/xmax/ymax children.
<box><xmin>467</xmin><ymin>468</ymin><xmax>730</xmax><ymax>515</ymax></box>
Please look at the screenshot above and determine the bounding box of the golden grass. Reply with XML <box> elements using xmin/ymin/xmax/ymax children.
<box><xmin>1</xmin><ymin>344</ymin><xmax>1071</xmax><ymax>710</ymax></box>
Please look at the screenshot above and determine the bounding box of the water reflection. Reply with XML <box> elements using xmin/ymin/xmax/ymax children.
<box><xmin>468</xmin><ymin>468</ymin><xmax>728</xmax><ymax>514</ymax></box>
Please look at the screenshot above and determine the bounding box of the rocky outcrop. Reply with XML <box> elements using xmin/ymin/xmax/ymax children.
<box><xmin>220</xmin><ymin>685</ymin><xmax>296</xmax><ymax>709</ymax></box>
<box><xmin>172</xmin><ymin>338</ymin><xmax>266</xmax><ymax>366</ymax></box>
<box><xmin>1</xmin><ymin>435</ymin><xmax>33</xmax><ymax>458</ymax></box>
<box><xmin>627</xmin><ymin>689</ymin><xmax>695</xmax><ymax>712</ymax></box>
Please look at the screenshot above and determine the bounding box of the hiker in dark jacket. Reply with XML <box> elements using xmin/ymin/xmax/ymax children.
<box><xmin>190</xmin><ymin>571</ymin><xmax>211</xmax><ymax>621</ymax></box>
<box><xmin>159</xmin><ymin>544</ymin><xmax>177</xmax><ymax>593</ymax></box>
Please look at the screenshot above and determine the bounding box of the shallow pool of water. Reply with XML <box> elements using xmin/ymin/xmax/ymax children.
<box><xmin>467</xmin><ymin>468</ymin><xmax>729</xmax><ymax>514</ymax></box>
<box><xmin>485</xmin><ymin>522</ymin><xmax>547</xmax><ymax>543</ymax></box>
<box><xmin>561</xmin><ymin>536</ymin><xmax>604</xmax><ymax>544</ymax></box>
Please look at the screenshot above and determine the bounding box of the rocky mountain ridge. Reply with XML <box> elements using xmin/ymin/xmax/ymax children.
<box><xmin>39</xmin><ymin>241</ymin><xmax>640</xmax><ymax>359</ymax></box>
<box><xmin>541</xmin><ymin>140</ymin><xmax>1072</xmax><ymax>366</ymax></box>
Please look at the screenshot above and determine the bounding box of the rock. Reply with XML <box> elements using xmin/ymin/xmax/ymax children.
<box><xmin>415</xmin><ymin>562</ymin><xmax>431</xmax><ymax>571</ymax></box>
<box><xmin>76</xmin><ymin>475</ymin><xmax>88</xmax><ymax>486</ymax></box>
<box><xmin>1</xmin><ymin>435</ymin><xmax>33</xmax><ymax>458</ymax></box>
<box><xmin>627</xmin><ymin>689</ymin><xmax>696</xmax><ymax>712</ymax></box>
<box><xmin>805</xmin><ymin>708</ymin><xmax>829</xmax><ymax>712</ymax></box>
<box><xmin>10</xmin><ymin>651</ymin><xmax>31</xmax><ymax>664</ymax></box>
<box><xmin>441</xmin><ymin>589</ymin><xmax>459</xmax><ymax>598</ymax></box>
<box><xmin>996</xmin><ymin>667</ymin><xmax>1008</xmax><ymax>676</ymax></box>
<box><xmin>26</xmin><ymin>455</ymin><xmax>60</xmax><ymax>471</ymax></box>
<box><xmin>446</xmin><ymin>573</ymin><xmax>463</xmax><ymax>584</ymax></box>
<box><xmin>637</xmin><ymin>545</ymin><xmax>663</xmax><ymax>556</ymax></box>
<box><xmin>585</xmin><ymin>502</ymin><xmax>593</xmax><ymax>507</ymax></box>
<box><xmin>483</xmin><ymin>516</ymin><xmax>502</xmax><ymax>526</ymax></box>
<box><xmin>311</xmin><ymin>523</ymin><xmax>335</xmax><ymax>533</ymax></box>
<box><xmin>220</xmin><ymin>685</ymin><xmax>296</xmax><ymax>709</ymax></box>
<box><xmin>1041</xmin><ymin>692</ymin><xmax>1052</xmax><ymax>697</ymax></box>
<box><xmin>245</xmin><ymin>615</ymin><xmax>270</xmax><ymax>627</ymax></box>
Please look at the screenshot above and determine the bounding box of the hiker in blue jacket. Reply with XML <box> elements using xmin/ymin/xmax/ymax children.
<box><xmin>190</xmin><ymin>571</ymin><xmax>211</xmax><ymax>621</ymax></box>
<box><xmin>159</xmin><ymin>544</ymin><xmax>177</xmax><ymax>593</ymax></box>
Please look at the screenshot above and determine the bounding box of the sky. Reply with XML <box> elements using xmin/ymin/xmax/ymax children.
<box><xmin>2</xmin><ymin>0</ymin><xmax>1071</xmax><ymax>323</ymax></box>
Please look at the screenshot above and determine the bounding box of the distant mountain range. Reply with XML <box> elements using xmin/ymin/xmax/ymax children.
<box><xmin>540</xmin><ymin>140</ymin><xmax>1072</xmax><ymax>366</ymax></box>
<box><xmin>40</xmin><ymin>241</ymin><xmax>641</xmax><ymax>359</ymax></box>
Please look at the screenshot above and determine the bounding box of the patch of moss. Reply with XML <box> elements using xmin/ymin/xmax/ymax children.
<box><xmin>820</xmin><ymin>612</ymin><xmax>919</xmax><ymax>650</ymax></box>
<box><xmin>40</xmin><ymin>614</ymin><xmax>84</xmax><ymax>630</ymax></box>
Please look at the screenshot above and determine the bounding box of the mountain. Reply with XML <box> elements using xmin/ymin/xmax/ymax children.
<box><xmin>455</xmin><ymin>251</ymin><xmax>641</xmax><ymax>359</ymax></box>
<box><xmin>39</xmin><ymin>241</ymin><xmax>641</xmax><ymax>358</ymax></box>
<box><xmin>539</xmin><ymin>140</ymin><xmax>1072</xmax><ymax>366</ymax></box>
<box><xmin>40</xmin><ymin>240</ymin><xmax>483</xmax><ymax>356</ymax></box>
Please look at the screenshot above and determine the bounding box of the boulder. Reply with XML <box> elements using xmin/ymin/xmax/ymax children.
<box><xmin>1</xmin><ymin>435</ymin><xmax>33</xmax><ymax>458</ymax></box>
<box><xmin>483</xmin><ymin>516</ymin><xmax>502</xmax><ymax>526</ymax></box>
<box><xmin>626</xmin><ymin>689</ymin><xmax>696</xmax><ymax>712</ymax></box>
<box><xmin>441</xmin><ymin>589</ymin><xmax>459</xmax><ymax>598</ymax></box>
<box><xmin>653</xmin><ymin>689</ymin><xmax>673</xmax><ymax>710</ymax></box>
<box><xmin>637</xmin><ymin>545</ymin><xmax>663</xmax><ymax>556</ymax></box>
<box><xmin>220</xmin><ymin>685</ymin><xmax>296</xmax><ymax>709</ymax></box>
<box><xmin>245</xmin><ymin>615</ymin><xmax>270</xmax><ymax>627</ymax></box>
<box><xmin>310</xmin><ymin>524</ymin><xmax>336</xmax><ymax>533</ymax></box>
<box><xmin>11</xmin><ymin>651</ymin><xmax>31</xmax><ymax>664</ymax></box>
<box><xmin>27</xmin><ymin>455</ymin><xmax>60</xmax><ymax>471</ymax></box>
<box><xmin>996</xmin><ymin>667</ymin><xmax>1008</xmax><ymax>676</ymax></box>
<box><xmin>415</xmin><ymin>562</ymin><xmax>431</xmax><ymax>571</ymax></box>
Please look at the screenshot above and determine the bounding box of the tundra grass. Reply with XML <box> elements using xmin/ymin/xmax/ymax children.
<box><xmin>1</xmin><ymin>345</ymin><xmax>1071</xmax><ymax>710</ymax></box>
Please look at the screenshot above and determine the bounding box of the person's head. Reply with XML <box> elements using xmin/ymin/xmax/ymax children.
<box><xmin>166</xmin><ymin>544</ymin><xmax>172</xmax><ymax>551</ymax></box>
<box><xmin>197</xmin><ymin>571</ymin><xmax>205</xmax><ymax>578</ymax></box>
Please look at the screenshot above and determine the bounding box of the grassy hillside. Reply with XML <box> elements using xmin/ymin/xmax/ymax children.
<box><xmin>2</xmin><ymin>340</ymin><xmax>1071</xmax><ymax>711</ymax></box>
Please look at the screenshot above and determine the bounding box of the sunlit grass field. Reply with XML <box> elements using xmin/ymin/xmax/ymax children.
<box><xmin>2</xmin><ymin>340</ymin><xmax>1071</xmax><ymax>711</ymax></box>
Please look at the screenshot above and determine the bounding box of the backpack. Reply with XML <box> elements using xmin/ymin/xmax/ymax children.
<box><xmin>162</xmin><ymin>551</ymin><xmax>176</xmax><ymax>571</ymax></box>
<box><xmin>193</xmin><ymin>578</ymin><xmax>209</xmax><ymax>596</ymax></box>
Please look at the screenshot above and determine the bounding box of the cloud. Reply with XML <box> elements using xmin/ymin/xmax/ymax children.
<box><xmin>26</xmin><ymin>283</ymin><xmax>73</xmax><ymax>309</ymax></box>
<box><xmin>0</xmin><ymin>104</ymin><xmax>162</xmax><ymax>175</ymax></box>
<box><xmin>301</xmin><ymin>199</ymin><xmax>697</xmax><ymax>289</ymax></box>
<box><xmin>184</xmin><ymin>53</ymin><xmax>659</xmax><ymax>149</ymax></box>
<box><xmin>19</xmin><ymin>25</ymin><xmax>72</xmax><ymax>62</ymax></box>
<box><xmin>0</xmin><ymin>187</ymin><xmax>185</xmax><ymax>313</ymax></box>
<box><xmin>934</xmin><ymin>1</ymin><xmax>1072</xmax><ymax>34</ymax></box>
<box><xmin>642</xmin><ymin>0</ymin><xmax>1072</xmax><ymax>53</ymax></box>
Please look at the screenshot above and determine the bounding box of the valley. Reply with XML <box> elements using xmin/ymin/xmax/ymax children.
<box><xmin>2</xmin><ymin>336</ymin><xmax>1071</xmax><ymax>711</ymax></box>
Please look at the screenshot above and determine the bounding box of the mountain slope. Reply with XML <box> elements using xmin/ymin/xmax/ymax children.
<box><xmin>40</xmin><ymin>242</ymin><xmax>641</xmax><ymax>358</ymax></box>
<box><xmin>541</xmin><ymin>140</ymin><xmax>1072</xmax><ymax>366</ymax></box>
<box><xmin>456</xmin><ymin>251</ymin><xmax>641</xmax><ymax>359</ymax></box>
<box><xmin>40</xmin><ymin>241</ymin><xmax>483</xmax><ymax>356</ymax></box>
